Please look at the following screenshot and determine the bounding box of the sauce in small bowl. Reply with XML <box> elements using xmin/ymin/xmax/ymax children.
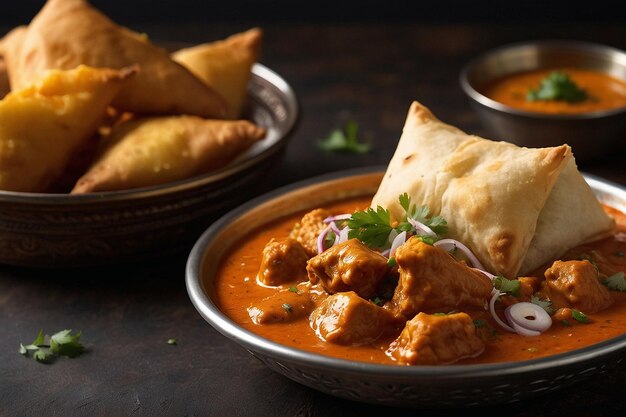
<box><xmin>481</xmin><ymin>67</ymin><xmax>626</xmax><ymax>115</ymax></box>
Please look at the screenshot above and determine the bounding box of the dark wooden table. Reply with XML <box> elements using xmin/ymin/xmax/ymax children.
<box><xmin>1</xmin><ymin>20</ymin><xmax>625</xmax><ymax>417</ymax></box>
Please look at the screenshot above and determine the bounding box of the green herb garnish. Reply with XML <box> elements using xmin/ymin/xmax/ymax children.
<box><xmin>530</xmin><ymin>295</ymin><xmax>555</xmax><ymax>315</ymax></box>
<box><xmin>371</xmin><ymin>297</ymin><xmax>383</xmax><ymax>306</ymax></box>
<box><xmin>288</xmin><ymin>286</ymin><xmax>299</xmax><ymax>294</ymax></box>
<box><xmin>19</xmin><ymin>329</ymin><xmax>85</xmax><ymax>363</ymax></box>
<box><xmin>493</xmin><ymin>276</ymin><xmax>521</xmax><ymax>297</ymax></box>
<box><xmin>561</xmin><ymin>320</ymin><xmax>571</xmax><ymax>327</ymax></box>
<box><xmin>387</xmin><ymin>257</ymin><xmax>397</xmax><ymax>267</ymax></box>
<box><xmin>602</xmin><ymin>271</ymin><xmax>626</xmax><ymax>292</ymax></box>
<box><xmin>572</xmin><ymin>309</ymin><xmax>590</xmax><ymax>324</ymax></box>
<box><xmin>282</xmin><ymin>303</ymin><xmax>293</xmax><ymax>313</ymax></box>
<box><xmin>317</xmin><ymin>121</ymin><xmax>371</xmax><ymax>154</ymax></box>
<box><xmin>346</xmin><ymin>193</ymin><xmax>446</xmax><ymax>250</ymax></box>
<box><xmin>473</xmin><ymin>319</ymin><xmax>487</xmax><ymax>328</ymax></box>
<box><xmin>526</xmin><ymin>71</ymin><xmax>588</xmax><ymax>103</ymax></box>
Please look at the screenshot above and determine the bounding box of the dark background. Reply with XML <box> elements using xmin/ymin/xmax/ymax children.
<box><xmin>2</xmin><ymin>0</ymin><xmax>626</xmax><ymax>27</ymax></box>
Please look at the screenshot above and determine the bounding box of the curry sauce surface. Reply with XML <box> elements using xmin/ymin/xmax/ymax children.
<box><xmin>481</xmin><ymin>68</ymin><xmax>626</xmax><ymax>114</ymax></box>
<box><xmin>213</xmin><ymin>196</ymin><xmax>626</xmax><ymax>365</ymax></box>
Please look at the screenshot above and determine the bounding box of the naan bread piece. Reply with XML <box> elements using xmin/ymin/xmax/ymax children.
<box><xmin>71</xmin><ymin>116</ymin><xmax>267</xmax><ymax>193</ymax></box>
<box><xmin>0</xmin><ymin>65</ymin><xmax>133</xmax><ymax>192</ymax></box>
<box><xmin>4</xmin><ymin>0</ymin><xmax>227</xmax><ymax>118</ymax></box>
<box><xmin>171</xmin><ymin>27</ymin><xmax>262</xmax><ymax>119</ymax></box>
<box><xmin>371</xmin><ymin>101</ymin><xmax>614</xmax><ymax>278</ymax></box>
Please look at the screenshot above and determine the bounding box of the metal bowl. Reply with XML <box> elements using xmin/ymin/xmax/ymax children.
<box><xmin>459</xmin><ymin>40</ymin><xmax>626</xmax><ymax>162</ymax></box>
<box><xmin>0</xmin><ymin>63</ymin><xmax>298</xmax><ymax>268</ymax></box>
<box><xmin>186</xmin><ymin>166</ymin><xmax>626</xmax><ymax>408</ymax></box>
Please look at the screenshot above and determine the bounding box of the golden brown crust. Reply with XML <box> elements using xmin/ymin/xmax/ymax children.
<box><xmin>4</xmin><ymin>0</ymin><xmax>227</xmax><ymax>117</ymax></box>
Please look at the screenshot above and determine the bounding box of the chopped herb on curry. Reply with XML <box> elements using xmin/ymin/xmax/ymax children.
<box><xmin>526</xmin><ymin>71</ymin><xmax>588</xmax><ymax>103</ymax></box>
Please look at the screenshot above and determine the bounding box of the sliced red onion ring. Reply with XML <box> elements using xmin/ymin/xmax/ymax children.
<box><xmin>389</xmin><ymin>231</ymin><xmax>407</xmax><ymax>258</ymax></box>
<box><xmin>407</xmin><ymin>217</ymin><xmax>437</xmax><ymax>237</ymax></box>
<box><xmin>504</xmin><ymin>302</ymin><xmax>552</xmax><ymax>336</ymax></box>
<box><xmin>338</xmin><ymin>226</ymin><xmax>350</xmax><ymax>243</ymax></box>
<box><xmin>328</xmin><ymin>221</ymin><xmax>341</xmax><ymax>236</ymax></box>
<box><xmin>316</xmin><ymin>225</ymin><xmax>332</xmax><ymax>254</ymax></box>
<box><xmin>489</xmin><ymin>290</ymin><xmax>515</xmax><ymax>333</ymax></box>
<box><xmin>323</xmin><ymin>214</ymin><xmax>352</xmax><ymax>223</ymax></box>
<box><xmin>434</xmin><ymin>238</ymin><xmax>486</xmax><ymax>270</ymax></box>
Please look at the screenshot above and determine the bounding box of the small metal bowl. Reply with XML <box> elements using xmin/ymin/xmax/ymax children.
<box><xmin>186</xmin><ymin>166</ymin><xmax>626</xmax><ymax>408</ymax></box>
<box><xmin>0</xmin><ymin>64</ymin><xmax>298</xmax><ymax>268</ymax></box>
<box><xmin>459</xmin><ymin>40</ymin><xmax>626</xmax><ymax>162</ymax></box>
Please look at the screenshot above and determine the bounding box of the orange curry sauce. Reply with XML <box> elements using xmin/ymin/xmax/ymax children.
<box><xmin>213</xmin><ymin>196</ymin><xmax>626</xmax><ymax>366</ymax></box>
<box><xmin>481</xmin><ymin>68</ymin><xmax>626</xmax><ymax>114</ymax></box>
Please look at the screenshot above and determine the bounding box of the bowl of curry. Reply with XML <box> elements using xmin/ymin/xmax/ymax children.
<box><xmin>186</xmin><ymin>166</ymin><xmax>626</xmax><ymax>408</ymax></box>
<box><xmin>459</xmin><ymin>40</ymin><xmax>626</xmax><ymax>162</ymax></box>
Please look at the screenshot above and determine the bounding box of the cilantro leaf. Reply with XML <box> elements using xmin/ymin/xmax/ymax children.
<box><xmin>493</xmin><ymin>276</ymin><xmax>521</xmax><ymax>297</ymax></box>
<box><xmin>572</xmin><ymin>309</ymin><xmax>590</xmax><ymax>324</ymax></box>
<box><xmin>603</xmin><ymin>271</ymin><xmax>626</xmax><ymax>292</ymax></box>
<box><xmin>317</xmin><ymin>121</ymin><xmax>371</xmax><ymax>154</ymax></box>
<box><xmin>530</xmin><ymin>295</ymin><xmax>555</xmax><ymax>315</ymax></box>
<box><xmin>282</xmin><ymin>303</ymin><xmax>293</xmax><ymax>313</ymax></box>
<box><xmin>347</xmin><ymin>206</ymin><xmax>393</xmax><ymax>249</ymax></box>
<box><xmin>526</xmin><ymin>71</ymin><xmax>588</xmax><ymax>103</ymax></box>
<box><xmin>19</xmin><ymin>329</ymin><xmax>85</xmax><ymax>363</ymax></box>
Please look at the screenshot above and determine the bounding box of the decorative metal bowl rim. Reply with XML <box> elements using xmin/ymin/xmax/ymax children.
<box><xmin>0</xmin><ymin>63</ymin><xmax>298</xmax><ymax>206</ymax></box>
<box><xmin>186</xmin><ymin>165</ymin><xmax>626</xmax><ymax>381</ymax></box>
<box><xmin>459</xmin><ymin>39</ymin><xmax>626</xmax><ymax>121</ymax></box>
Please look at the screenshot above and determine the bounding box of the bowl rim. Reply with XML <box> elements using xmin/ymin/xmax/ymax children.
<box><xmin>186</xmin><ymin>165</ymin><xmax>626</xmax><ymax>381</ymax></box>
<box><xmin>459</xmin><ymin>39</ymin><xmax>626</xmax><ymax>121</ymax></box>
<box><xmin>0</xmin><ymin>63</ymin><xmax>298</xmax><ymax>205</ymax></box>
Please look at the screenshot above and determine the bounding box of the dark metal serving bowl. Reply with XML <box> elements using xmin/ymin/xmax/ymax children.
<box><xmin>186</xmin><ymin>166</ymin><xmax>626</xmax><ymax>409</ymax></box>
<box><xmin>0</xmin><ymin>64</ymin><xmax>298</xmax><ymax>268</ymax></box>
<box><xmin>459</xmin><ymin>40</ymin><xmax>626</xmax><ymax>162</ymax></box>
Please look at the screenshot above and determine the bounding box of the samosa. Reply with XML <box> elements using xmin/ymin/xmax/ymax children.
<box><xmin>371</xmin><ymin>101</ymin><xmax>615</xmax><ymax>278</ymax></box>
<box><xmin>71</xmin><ymin>115</ymin><xmax>266</xmax><ymax>193</ymax></box>
<box><xmin>2</xmin><ymin>0</ymin><xmax>227</xmax><ymax>118</ymax></box>
<box><xmin>0</xmin><ymin>65</ymin><xmax>134</xmax><ymax>192</ymax></box>
<box><xmin>172</xmin><ymin>27</ymin><xmax>262</xmax><ymax>119</ymax></box>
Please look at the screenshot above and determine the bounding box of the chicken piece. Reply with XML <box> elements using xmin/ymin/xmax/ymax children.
<box><xmin>172</xmin><ymin>27</ymin><xmax>262</xmax><ymax>119</ymax></box>
<box><xmin>3</xmin><ymin>0</ymin><xmax>227</xmax><ymax>117</ymax></box>
<box><xmin>257</xmin><ymin>238</ymin><xmax>309</xmax><ymax>286</ymax></box>
<box><xmin>247</xmin><ymin>289</ymin><xmax>314</xmax><ymax>325</ymax></box>
<box><xmin>560</xmin><ymin>247</ymin><xmax>621</xmax><ymax>279</ymax></box>
<box><xmin>544</xmin><ymin>260</ymin><xmax>613</xmax><ymax>313</ymax></box>
<box><xmin>388</xmin><ymin>238</ymin><xmax>493</xmax><ymax>317</ymax></box>
<box><xmin>307</xmin><ymin>238</ymin><xmax>389</xmax><ymax>299</ymax></box>
<box><xmin>0</xmin><ymin>65</ymin><xmax>133</xmax><ymax>192</ymax></box>
<box><xmin>310</xmin><ymin>291</ymin><xmax>399</xmax><ymax>345</ymax></box>
<box><xmin>388</xmin><ymin>312</ymin><xmax>485</xmax><ymax>365</ymax></box>
<box><xmin>289</xmin><ymin>209</ymin><xmax>331</xmax><ymax>257</ymax></box>
<box><xmin>70</xmin><ymin>115</ymin><xmax>265</xmax><ymax>193</ymax></box>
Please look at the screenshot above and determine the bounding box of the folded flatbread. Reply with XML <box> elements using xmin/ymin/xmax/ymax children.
<box><xmin>0</xmin><ymin>65</ymin><xmax>133</xmax><ymax>192</ymax></box>
<box><xmin>172</xmin><ymin>27</ymin><xmax>262</xmax><ymax>119</ymax></box>
<box><xmin>2</xmin><ymin>0</ymin><xmax>227</xmax><ymax>118</ymax></box>
<box><xmin>71</xmin><ymin>115</ymin><xmax>266</xmax><ymax>193</ymax></box>
<box><xmin>371</xmin><ymin>101</ymin><xmax>615</xmax><ymax>278</ymax></box>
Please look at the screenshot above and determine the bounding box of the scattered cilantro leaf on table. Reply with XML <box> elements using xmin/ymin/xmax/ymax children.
<box><xmin>317</xmin><ymin>121</ymin><xmax>371</xmax><ymax>153</ymax></box>
<box><xmin>19</xmin><ymin>329</ymin><xmax>85</xmax><ymax>363</ymax></box>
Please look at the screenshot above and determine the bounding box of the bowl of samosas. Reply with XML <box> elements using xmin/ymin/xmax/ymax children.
<box><xmin>0</xmin><ymin>0</ymin><xmax>298</xmax><ymax>268</ymax></box>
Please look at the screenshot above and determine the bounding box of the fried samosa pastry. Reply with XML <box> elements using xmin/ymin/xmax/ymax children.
<box><xmin>71</xmin><ymin>116</ymin><xmax>266</xmax><ymax>193</ymax></box>
<box><xmin>171</xmin><ymin>27</ymin><xmax>262</xmax><ymax>119</ymax></box>
<box><xmin>0</xmin><ymin>59</ymin><xmax>10</xmax><ymax>99</ymax></box>
<box><xmin>371</xmin><ymin>101</ymin><xmax>615</xmax><ymax>278</ymax></box>
<box><xmin>0</xmin><ymin>65</ymin><xmax>133</xmax><ymax>192</ymax></box>
<box><xmin>4</xmin><ymin>0</ymin><xmax>227</xmax><ymax>118</ymax></box>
